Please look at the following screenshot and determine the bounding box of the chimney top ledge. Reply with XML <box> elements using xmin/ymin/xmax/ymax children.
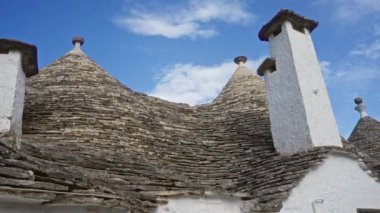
<box><xmin>257</xmin><ymin>57</ymin><xmax>276</xmax><ymax>76</ymax></box>
<box><xmin>0</xmin><ymin>39</ymin><xmax>38</xmax><ymax>77</ymax></box>
<box><xmin>258</xmin><ymin>9</ymin><xmax>318</xmax><ymax>42</ymax></box>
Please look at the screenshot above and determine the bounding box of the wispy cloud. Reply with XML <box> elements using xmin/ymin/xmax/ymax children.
<box><xmin>327</xmin><ymin>0</ymin><xmax>380</xmax><ymax>22</ymax></box>
<box><xmin>320</xmin><ymin>60</ymin><xmax>333</xmax><ymax>84</ymax></box>
<box><xmin>350</xmin><ymin>40</ymin><xmax>380</xmax><ymax>59</ymax></box>
<box><xmin>114</xmin><ymin>0</ymin><xmax>253</xmax><ymax>39</ymax></box>
<box><xmin>316</xmin><ymin>0</ymin><xmax>380</xmax><ymax>23</ymax></box>
<box><xmin>315</xmin><ymin>0</ymin><xmax>380</xmax><ymax>83</ymax></box>
<box><xmin>320</xmin><ymin>60</ymin><xmax>380</xmax><ymax>86</ymax></box>
<box><xmin>149</xmin><ymin>58</ymin><xmax>262</xmax><ymax>105</ymax></box>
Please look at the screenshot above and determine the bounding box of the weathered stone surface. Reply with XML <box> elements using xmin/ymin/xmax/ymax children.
<box><xmin>0</xmin><ymin>52</ymin><xmax>377</xmax><ymax>212</ymax></box>
<box><xmin>348</xmin><ymin>117</ymin><xmax>380</xmax><ymax>176</ymax></box>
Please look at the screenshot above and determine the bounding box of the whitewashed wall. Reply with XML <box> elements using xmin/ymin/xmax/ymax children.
<box><xmin>286</xmin><ymin>23</ymin><xmax>341</xmax><ymax>149</ymax></box>
<box><xmin>281</xmin><ymin>155</ymin><xmax>380</xmax><ymax>213</ymax></box>
<box><xmin>155</xmin><ymin>196</ymin><xmax>241</xmax><ymax>213</ymax></box>
<box><xmin>0</xmin><ymin>50</ymin><xmax>25</xmax><ymax>135</ymax></box>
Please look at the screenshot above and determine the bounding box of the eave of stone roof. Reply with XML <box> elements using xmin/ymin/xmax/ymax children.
<box><xmin>243</xmin><ymin>144</ymin><xmax>380</xmax><ymax>212</ymax></box>
<box><xmin>3</xmin><ymin>130</ymin><xmax>379</xmax><ymax>212</ymax></box>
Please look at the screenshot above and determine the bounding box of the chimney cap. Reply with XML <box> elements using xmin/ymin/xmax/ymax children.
<box><xmin>258</xmin><ymin>9</ymin><xmax>318</xmax><ymax>41</ymax></box>
<box><xmin>234</xmin><ymin>56</ymin><xmax>247</xmax><ymax>65</ymax></box>
<box><xmin>257</xmin><ymin>57</ymin><xmax>276</xmax><ymax>76</ymax></box>
<box><xmin>72</xmin><ymin>36</ymin><xmax>85</xmax><ymax>45</ymax></box>
<box><xmin>0</xmin><ymin>39</ymin><xmax>38</xmax><ymax>77</ymax></box>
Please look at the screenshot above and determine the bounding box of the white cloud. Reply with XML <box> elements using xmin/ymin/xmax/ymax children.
<box><xmin>320</xmin><ymin>0</ymin><xmax>380</xmax><ymax>23</ymax></box>
<box><xmin>320</xmin><ymin>60</ymin><xmax>380</xmax><ymax>86</ymax></box>
<box><xmin>114</xmin><ymin>0</ymin><xmax>253</xmax><ymax>39</ymax></box>
<box><xmin>320</xmin><ymin>60</ymin><xmax>333</xmax><ymax>84</ymax></box>
<box><xmin>334</xmin><ymin>67</ymin><xmax>379</xmax><ymax>84</ymax></box>
<box><xmin>149</xmin><ymin>58</ymin><xmax>262</xmax><ymax>105</ymax></box>
<box><xmin>350</xmin><ymin>40</ymin><xmax>380</xmax><ymax>59</ymax></box>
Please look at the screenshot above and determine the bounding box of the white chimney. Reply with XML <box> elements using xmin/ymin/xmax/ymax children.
<box><xmin>257</xmin><ymin>10</ymin><xmax>342</xmax><ymax>155</ymax></box>
<box><xmin>0</xmin><ymin>39</ymin><xmax>38</xmax><ymax>136</ymax></box>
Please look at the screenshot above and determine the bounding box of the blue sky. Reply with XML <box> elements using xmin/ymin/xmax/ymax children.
<box><xmin>1</xmin><ymin>0</ymin><xmax>379</xmax><ymax>137</ymax></box>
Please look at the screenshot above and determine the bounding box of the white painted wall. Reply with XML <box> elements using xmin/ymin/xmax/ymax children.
<box><xmin>288</xmin><ymin>24</ymin><xmax>341</xmax><ymax>149</ymax></box>
<box><xmin>155</xmin><ymin>196</ymin><xmax>241</xmax><ymax>213</ymax></box>
<box><xmin>0</xmin><ymin>50</ymin><xmax>25</xmax><ymax>135</ymax></box>
<box><xmin>281</xmin><ymin>155</ymin><xmax>380</xmax><ymax>213</ymax></box>
<box><xmin>265</xmin><ymin>21</ymin><xmax>342</xmax><ymax>155</ymax></box>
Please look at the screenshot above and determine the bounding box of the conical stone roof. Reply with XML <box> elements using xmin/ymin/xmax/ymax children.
<box><xmin>20</xmin><ymin>50</ymin><xmax>280</xmax><ymax>210</ymax></box>
<box><xmin>348</xmin><ymin>116</ymin><xmax>380</xmax><ymax>159</ymax></box>
<box><xmin>23</xmin><ymin>50</ymin><xmax>275</xmax><ymax>190</ymax></box>
<box><xmin>24</xmin><ymin>53</ymin><xmax>135</xmax><ymax>138</ymax></box>
<box><xmin>212</xmin><ymin>60</ymin><xmax>267</xmax><ymax>112</ymax></box>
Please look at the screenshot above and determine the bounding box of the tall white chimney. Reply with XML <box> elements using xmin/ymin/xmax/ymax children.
<box><xmin>257</xmin><ymin>10</ymin><xmax>342</xmax><ymax>155</ymax></box>
<box><xmin>0</xmin><ymin>39</ymin><xmax>38</xmax><ymax>136</ymax></box>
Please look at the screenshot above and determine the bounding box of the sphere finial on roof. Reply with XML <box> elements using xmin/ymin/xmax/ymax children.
<box><xmin>354</xmin><ymin>96</ymin><xmax>368</xmax><ymax>118</ymax></box>
<box><xmin>67</xmin><ymin>36</ymin><xmax>86</xmax><ymax>55</ymax></box>
<box><xmin>72</xmin><ymin>37</ymin><xmax>84</xmax><ymax>46</ymax></box>
<box><xmin>354</xmin><ymin>97</ymin><xmax>363</xmax><ymax>105</ymax></box>
<box><xmin>234</xmin><ymin>56</ymin><xmax>247</xmax><ymax>66</ymax></box>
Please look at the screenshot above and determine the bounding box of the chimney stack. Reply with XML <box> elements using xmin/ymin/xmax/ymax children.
<box><xmin>257</xmin><ymin>10</ymin><xmax>342</xmax><ymax>155</ymax></box>
<box><xmin>0</xmin><ymin>39</ymin><xmax>38</xmax><ymax>136</ymax></box>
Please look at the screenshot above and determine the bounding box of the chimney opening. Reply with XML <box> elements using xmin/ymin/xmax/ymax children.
<box><xmin>272</xmin><ymin>27</ymin><xmax>282</xmax><ymax>38</ymax></box>
<box><xmin>291</xmin><ymin>22</ymin><xmax>305</xmax><ymax>34</ymax></box>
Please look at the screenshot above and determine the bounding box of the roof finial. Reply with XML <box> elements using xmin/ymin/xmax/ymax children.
<box><xmin>67</xmin><ymin>36</ymin><xmax>85</xmax><ymax>55</ymax></box>
<box><xmin>72</xmin><ymin>36</ymin><xmax>84</xmax><ymax>50</ymax></box>
<box><xmin>354</xmin><ymin>97</ymin><xmax>368</xmax><ymax>118</ymax></box>
<box><xmin>72</xmin><ymin>37</ymin><xmax>84</xmax><ymax>46</ymax></box>
<box><xmin>234</xmin><ymin>56</ymin><xmax>247</xmax><ymax>66</ymax></box>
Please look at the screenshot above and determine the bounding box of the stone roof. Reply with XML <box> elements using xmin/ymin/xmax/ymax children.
<box><xmin>0</xmin><ymin>51</ymin><xmax>379</xmax><ymax>212</ymax></box>
<box><xmin>348</xmin><ymin>116</ymin><xmax>380</xmax><ymax>175</ymax></box>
